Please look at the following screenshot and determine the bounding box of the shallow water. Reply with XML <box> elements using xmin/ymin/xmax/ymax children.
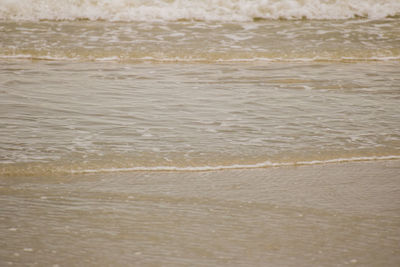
<box><xmin>1</xmin><ymin>1</ymin><xmax>400</xmax><ymax>265</ymax></box>
<box><xmin>1</xmin><ymin>16</ymin><xmax>400</xmax><ymax>175</ymax></box>
<box><xmin>1</xmin><ymin>161</ymin><xmax>400</xmax><ymax>266</ymax></box>
<box><xmin>1</xmin><ymin>19</ymin><xmax>400</xmax><ymax>62</ymax></box>
<box><xmin>2</xmin><ymin>11</ymin><xmax>400</xmax><ymax>175</ymax></box>
<box><xmin>1</xmin><ymin>59</ymin><xmax>400</xmax><ymax>175</ymax></box>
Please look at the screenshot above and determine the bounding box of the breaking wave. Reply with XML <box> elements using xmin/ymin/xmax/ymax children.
<box><xmin>1</xmin><ymin>0</ymin><xmax>400</xmax><ymax>21</ymax></box>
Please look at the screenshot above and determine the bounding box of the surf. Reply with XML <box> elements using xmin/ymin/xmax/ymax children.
<box><xmin>1</xmin><ymin>0</ymin><xmax>400</xmax><ymax>21</ymax></box>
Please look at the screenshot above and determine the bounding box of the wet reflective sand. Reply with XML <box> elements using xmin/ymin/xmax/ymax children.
<box><xmin>1</xmin><ymin>160</ymin><xmax>399</xmax><ymax>266</ymax></box>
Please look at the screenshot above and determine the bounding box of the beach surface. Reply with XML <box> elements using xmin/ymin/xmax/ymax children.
<box><xmin>1</xmin><ymin>1</ymin><xmax>400</xmax><ymax>266</ymax></box>
<box><xmin>1</xmin><ymin>160</ymin><xmax>399</xmax><ymax>266</ymax></box>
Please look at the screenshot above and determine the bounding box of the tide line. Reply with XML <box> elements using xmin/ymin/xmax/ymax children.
<box><xmin>72</xmin><ymin>155</ymin><xmax>400</xmax><ymax>174</ymax></box>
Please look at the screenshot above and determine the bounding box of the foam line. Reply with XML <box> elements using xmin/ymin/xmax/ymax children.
<box><xmin>71</xmin><ymin>155</ymin><xmax>400</xmax><ymax>174</ymax></box>
<box><xmin>1</xmin><ymin>0</ymin><xmax>399</xmax><ymax>21</ymax></box>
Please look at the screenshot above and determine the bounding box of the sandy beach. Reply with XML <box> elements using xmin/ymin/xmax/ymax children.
<box><xmin>1</xmin><ymin>160</ymin><xmax>399</xmax><ymax>266</ymax></box>
<box><xmin>1</xmin><ymin>1</ymin><xmax>400</xmax><ymax>266</ymax></box>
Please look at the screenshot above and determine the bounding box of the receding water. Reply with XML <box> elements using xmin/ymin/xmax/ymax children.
<box><xmin>1</xmin><ymin>19</ymin><xmax>400</xmax><ymax>62</ymax></box>
<box><xmin>1</xmin><ymin>161</ymin><xmax>400</xmax><ymax>266</ymax></box>
<box><xmin>1</xmin><ymin>18</ymin><xmax>400</xmax><ymax>176</ymax></box>
<box><xmin>1</xmin><ymin>1</ymin><xmax>400</xmax><ymax>266</ymax></box>
<box><xmin>1</xmin><ymin>59</ymin><xmax>400</xmax><ymax>175</ymax></box>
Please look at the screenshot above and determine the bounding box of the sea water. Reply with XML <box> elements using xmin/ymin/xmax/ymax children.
<box><xmin>1</xmin><ymin>16</ymin><xmax>400</xmax><ymax>175</ymax></box>
<box><xmin>1</xmin><ymin>0</ymin><xmax>400</xmax><ymax>266</ymax></box>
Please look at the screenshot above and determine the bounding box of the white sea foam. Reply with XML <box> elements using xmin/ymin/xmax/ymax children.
<box><xmin>1</xmin><ymin>0</ymin><xmax>399</xmax><ymax>21</ymax></box>
<box><xmin>71</xmin><ymin>155</ymin><xmax>400</xmax><ymax>174</ymax></box>
<box><xmin>2</xmin><ymin>54</ymin><xmax>399</xmax><ymax>63</ymax></box>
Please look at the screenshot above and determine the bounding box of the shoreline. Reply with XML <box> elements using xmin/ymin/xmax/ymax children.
<box><xmin>2</xmin><ymin>155</ymin><xmax>400</xmax><ymax>177</ymax></box>
<box><xmin>1</xmin><ymin>159</ymin><xmax>399</xmax><ymax>266</ymax></box>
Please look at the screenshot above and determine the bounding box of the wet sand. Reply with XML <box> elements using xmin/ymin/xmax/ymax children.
<box><xmin>1</xmin><ymin>160</ymin><xmax>400</xmax><ymax>266</ymax></box>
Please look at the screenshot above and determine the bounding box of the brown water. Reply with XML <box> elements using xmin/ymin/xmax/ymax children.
<box><xmin>1</xmin><ymin>18</ymin><xmax>400</xmax><ymax>175</ymax></box>
<box><xmin>1</xmin><ymin>19</ymin><xmax>400</xmax><ymax>62</ymax></box>
<box><xmin>1</xmin><ymin>2</ymin><xmax>400</xmax><ymax>265</ymax></box>
<box><xmin>1</xmin><ymin>160</ymin><xmax>400</xmax><ymax>266</ymax></box>
<box><xmin>1</xmin><ymin>59</ymin><xmax>400</xmax><ymax>175</ymax></box>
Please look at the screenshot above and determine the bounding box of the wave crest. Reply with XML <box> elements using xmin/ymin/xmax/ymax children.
<box><xmin>1</xmin><ymin>0</ymin><xmax>400</xmax><ymax>21</ymax></box>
